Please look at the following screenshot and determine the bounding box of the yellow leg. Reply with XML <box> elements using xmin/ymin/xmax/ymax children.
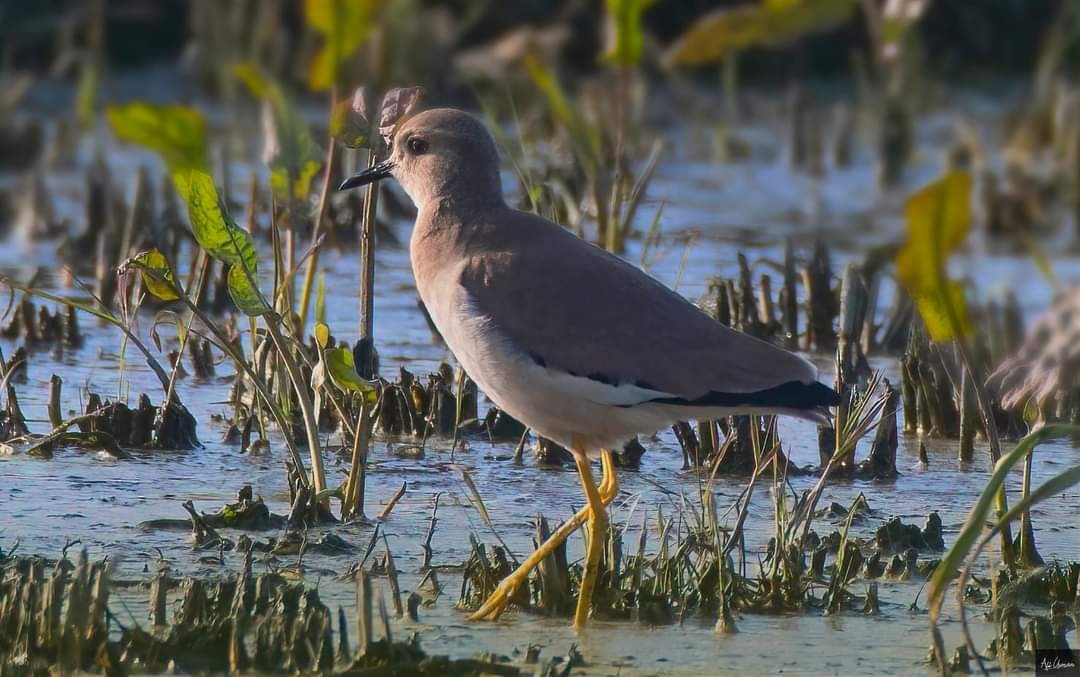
<box><xmin>572</xmin><ymin>450</ymin><xmax>609</xmax><ymax>629</ymax></box>
<box><xmin>470</xmin><ymin>449</ymin><xmax>618</xmax><ymax>621</ymax></box>
<box><xmin>599</xmin><ymin>449</ymin><xmax>619</xmax><ymax>499</ymax></box>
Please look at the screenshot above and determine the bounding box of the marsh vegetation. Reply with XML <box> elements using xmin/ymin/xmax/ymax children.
<box><xmin>1</xmin><ymin>1</ymin><xmax>1080</xmax><ymax>674</ymax></box>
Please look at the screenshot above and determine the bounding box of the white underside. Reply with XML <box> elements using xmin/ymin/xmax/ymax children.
<box><xmin>422</xmin><ymin>269</ymin><xmax>820</xmax><ymax>457</ymax></box>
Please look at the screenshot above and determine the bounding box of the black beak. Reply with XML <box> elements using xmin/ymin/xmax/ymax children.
<box><xmin>337</xmin><ymin>160</ymin><xmax>396</xmax><ymax>191</ymax></box>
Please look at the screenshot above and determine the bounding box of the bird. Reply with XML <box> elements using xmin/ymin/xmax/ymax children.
<box><xmin>339</xmin><ymin>108</ymin><xmax>840</xmax><ymax>629</ymax></box>
<box><xmin>987</xmin><ymin>286</ymin><xmax>1080</xmax><ymax>422</ymax></box>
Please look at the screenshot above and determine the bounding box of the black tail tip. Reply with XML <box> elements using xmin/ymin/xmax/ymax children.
<box><xmin>810</xmin><ymin>381</ymin><xmax>842</xmax><ymax>407</ymax></box>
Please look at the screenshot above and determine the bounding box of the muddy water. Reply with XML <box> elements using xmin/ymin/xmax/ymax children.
<box><xmin>2</xmin><ymin>99</ymin><xmax>1079</xmax><ymax>675</ymax></box>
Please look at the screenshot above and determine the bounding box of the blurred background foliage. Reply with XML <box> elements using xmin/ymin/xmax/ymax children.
<box><xmin>0</xmin><ymin>0</ymin><xmax>1069</xmax><ymax>96</ymax></box>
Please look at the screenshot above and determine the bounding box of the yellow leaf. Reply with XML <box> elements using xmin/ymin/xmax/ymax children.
<box><xmin>912</xmin><ymin>282</ymin><xmax>972</xmax><ymax>342</ymax></box>
<box><xmin>667</xmin><ymin>0</ymin><xmax>858</xmax><ymax>66</ymax></box>
<box><xmin>315</xmin><ymin>322</ymin><xmax>330</xmax><ymax>348</ymax></box>
<box><xmin>307</xmin><ymin>46</ymin><xmax>337</xmax><ymax>93</ymax></box>
<box><xmin>303</xmin><ymin>0</ymin><xmax>380</xmax><ymax>91</ymax></box>
<box><xmin>303</xmin><ymin>0</ymin><xmax>337</xmax><ymax>32</ymax></box>
<box><xmin>896</xmin><ymin>171</ymin><xmax>974</xmax><ymax>342</ymax></box>
<box><xmin>903</xmin><ymin>170</ymin><xmax>971</xmax><ymax>254</ymax></box>
<box><xmin>315</xmin><ymin>272</ymin><xmax>327</xmax><ymax>326</ymax></box>
<box><xmin>325</xmin><ymin>347</ymin><xmax>375</xmax><ymax>395</ymax></box>
<box><xmin>603</xmin><ymin>0</ymin><xmax>657</xmax><ymax>67</ymax></box>
<box><xmin>123</xmin><ymin>249</ymin><xmax>181</xmax><ymax>301</ymax></box>
<box><xmin>233</xmin><ymin>63</ymin><xmax>273</xmax><ymax>100</ymax></box>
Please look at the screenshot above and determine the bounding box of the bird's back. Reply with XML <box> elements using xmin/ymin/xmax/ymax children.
<box><xmin>456</xmin><ymin>206</ymin><xmax>829</xmax><ymax>407</ymax></box>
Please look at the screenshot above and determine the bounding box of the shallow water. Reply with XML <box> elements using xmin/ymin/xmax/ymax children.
<box><xmin>2</xmin><ymin>89</ymin><xmax>1079</xmax><ymax>675</ymax></box>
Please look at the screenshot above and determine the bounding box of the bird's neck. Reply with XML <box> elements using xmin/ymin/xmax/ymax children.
<box><xmin>428</xmin><ymin>186</ymin><xmax>505</xmax><ymax>213</ymax></box>
<box><xmin>409</xmin><ymin>198</ymin><xmax>511</xmax><ymax>286</ymax></box>
<box><xmin>409</xmin><ymin>201</ymin><xmax>468</xmax><ymax>287</ymax></box>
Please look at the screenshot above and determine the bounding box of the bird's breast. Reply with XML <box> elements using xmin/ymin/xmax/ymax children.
<box><xmin>413</xmin><ymin>261</ymin><xmax>515</xmax><ymax>402</ymax></box>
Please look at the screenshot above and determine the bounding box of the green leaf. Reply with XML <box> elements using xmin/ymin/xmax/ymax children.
<box><xmin>221</xmin><ymin>504</ymin><xmax>238</xmax><ymax>522</ymax></box>
<box><xmin>176</xmin><ymin>170</ymin><xmax>267</xmax><ymax>315</ymax></box>
<box><xmin>325</xmin><ymin>346</ymin><xmax>375</xmax><ymax>396</ymax></box>
<box><xmin>125</xmin><ymin>250</ymin><xmax>181</xmax><ymax>301</ymax></box>
<box><xmin>304</xmin><ymin>0</ymin><xmax>380</xmax><ymax>91</ymax></box>
<box><xmin>181</xmin><ymin>171</ymin><xmax>258</xmax><ymax>271</ymax></box>
<box><xmin>927</xmin><ymin>424</ymin><xmax>1080</xmax><ymax>622</ymax></box>
<box><xmin>603</xmin><ymin>0</ymin><xmax>657</xmax><ymax>67</ymax></box>
<box><xmin>270</xmin><ymin>159</ymin><xmax>322</xmax><ymax>202</ymax></box>
<box><xmin>106</xmin><ymin>103</ymin><xmax>210</xmax><ymax>196</ymax></box>
<box><xmin>268</xmin><ymin>94</ymin><xmax>323</xmax><ymax>201</ymax></box>
<box><xmin>525</xmin><ymin>57</ymin><xmax>578</xmax><ymax>141</ymax></box>
<box><xmin>227</xmin><ymin>265</ymin><xmax>270</xmax><ymax>317</ymax></box>
<box><xmin>235</xmin><ymin>63</ymin><xmax>323</xmax><ymax>202</ymax></box>
<box><xmin>524</xmin><ymin>56</ymin><xmax>601</xmax><ymax>163</ymax></box>
<box><xmin>666</xmin><ymin>0</ymin><xmax>858</xmax><ymax>66</ymax></box>
<box><xmin>896</xmin><ymin>170</ymin><xmax>973</xmax><ymax>341</ymax></box>
<box><xmin>331</xmin><ymin>94</ymin><xmax>370</xmax><ymax>149</ymax></box>
<box><xmin>991</xmin><ymin>465</ymin><xmax>1080</xmax><ymax>540</ymax></box>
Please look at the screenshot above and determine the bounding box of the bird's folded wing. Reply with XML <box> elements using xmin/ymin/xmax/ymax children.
<box><xmin>459</xmin><ymin>212</ymin><xmax>826</xmax><ymax>408</ymax></box>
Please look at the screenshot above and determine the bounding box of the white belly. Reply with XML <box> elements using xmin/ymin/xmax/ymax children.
<box><xmin>418</xmin><ymin>265</ymin><xmax>681</xmax><ymax>455</ymax></box>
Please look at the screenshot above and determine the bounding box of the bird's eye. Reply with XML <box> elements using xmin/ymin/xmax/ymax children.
<box><xmin>408</xmin><ymin>137</ymin><xmax>429</xmax><ymax>155</ymax></box>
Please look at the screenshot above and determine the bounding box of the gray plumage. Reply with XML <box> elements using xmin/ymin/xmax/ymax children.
<box><xmin>458</xmin><ymin>208</ymin><xmax>819</xmax><ymax>399</ymax></box>
<box><xmin>345</xmin><ymin>108</ymin><xmax>837</xmax><ymax>454</ymax></box>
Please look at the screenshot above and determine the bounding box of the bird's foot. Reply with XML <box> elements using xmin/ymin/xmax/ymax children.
<box><xmin>469</xmin><ymin>574</ymin><xmax>526</xmax><ymax>621</ymax></box>
<box><xmin>469</xmin><ymin>450</ymin><xmax>619</xmax><ymax>624</ymax></box>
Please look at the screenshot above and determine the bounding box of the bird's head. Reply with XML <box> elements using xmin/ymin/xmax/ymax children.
<box><xmin>338</xmin><ymin>107</ymin><xmax>504</xmax><ymax>210</ymax></box>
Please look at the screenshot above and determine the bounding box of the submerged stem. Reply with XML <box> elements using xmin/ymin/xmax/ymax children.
<box><xmin>343</xmin><ymin>403</ymin><xmax>372</xmax><ymax>521</ymax></box>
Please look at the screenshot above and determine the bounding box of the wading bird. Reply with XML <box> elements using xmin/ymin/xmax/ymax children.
<box><xmin>988</xmin><ymin>286</ymin><xmax>1080</xmax><ymax>420</ymax></box>
<box><xmin>339</xmin><ymin>108</ymin><xmax>839</xmax><ymax>629</ymax></box>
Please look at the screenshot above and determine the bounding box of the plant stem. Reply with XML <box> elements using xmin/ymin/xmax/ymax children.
<box><xmin>353</xmin><ymin>143</ymin><xmax>382</xmax><ymax>380</ymax></box>
<box><xmin>265</xmin><ymin>315</ymin><xmax>326</xmax><ymax>493</ymax></box>
<box><xmin>925</xmin><ymin>178</ymin><xmax>1014</xmax><ymax>565</ymax></box>
<box><xmin>939</xmin><ymin>286</ymin><xmax>1015</xmax><ymax>564</ymax></box>
<box><xmin>5</xmin><ymin>277</ymin><xmax>173</xmax><ymax>396</ymax></box>
<box><xmin>298</xmin><ymin>115</ymin><xmax>339</xmax><ymax>332</ymax></box>
<box><xmin>156</xmin><ymin>251</ymin><xmax>209</xmax><ymax>443</ymax></box>
<box><xmin>450</xmin><ymin>367</ymin><xmax>466</xmax><ymax>462</ymax></box>
<box><xmin>133</xmin><ymin>261</ymin><xmax>310</xmax><ymax>489</ymax></box>
<box><xmin>248</xmin><ymin>316</ymin><xmax>267</xmax><ymax>440</ymax></box>
<box><xmin>171</xmin><ymin>301</ymin><xmax>310</xmax><ymax>489</ymax></box>
<box><xmin>358</xmin><ymin>149</ymin><xmax>379</xmax><ymax>345</ymax></box>
<box><xmin>343</xmin><ymin>403</ymin><xmax>372</xmax><ymax>521</ymax></box>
